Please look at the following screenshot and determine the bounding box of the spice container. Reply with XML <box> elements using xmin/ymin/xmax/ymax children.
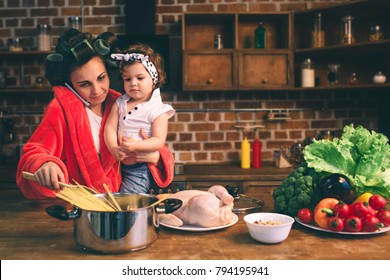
<box><xmin>373</xmin><ymin>71</ymin><xmax>387</xmax><ymax>84</ymax></box>
<box><xmin>369</xmin><ymin>25</ymin><xmax>384</xmax><ymax>42</ymax></box>
<box><xmin>347</xmin><ymin>73</ymin><xmax>360</xmax><ymax>85</ymax></box>
<box><xmin>327</xmin><ymin>64</ymin><xmax>341</xmax><ymax>86</ymax></box>
<box><xmin>214</xmin><ymin>34</ymin><xmax>223</xmax><ymax>49</ymax></box>
<box><xmin>341</xmin><ymin>14</ymin><xmax>355</xmax><ymax>45</ymax></box>
<box><xmin>68</xmin><ymin>16</ymin><xmax>82</xmax><ymax>31</ymax></box>
<box><xmin>311</xmin><ymin>13</ymin><xmax>325</xmax><ymax>48</ymax></box>
<box><xmin>319</xmin><ymin>130</ymin><xmax>334</xmax><ymax>141</ymax></box>
<box><xmin>34</xmin><ymin>76</ymin><xmax>46</xmax><ymax>88</ymax></box>
<box><xmin>37</xmin><ymin>24</ymin><xmax>51</xmax><ymax>51</ymax></box>
<box><xmin>8</xmin><ymin>38</ymin><xmax>23</xmax><ymax>52</ymax></box>
<box><xmin>301</xmin><ymin>58</ymin><xmax>315</xmax><ymax>87</ymax></box>
<box><xmin>254</xmin><ymin>22</ymin><xmax>266</xmax><ymax>49</ymax></box>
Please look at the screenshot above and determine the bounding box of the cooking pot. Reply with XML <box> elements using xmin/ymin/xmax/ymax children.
<box><xmin>46</xmin><ymin>193</ymin><xmax>182</xmax><ymax>254</ymax></box>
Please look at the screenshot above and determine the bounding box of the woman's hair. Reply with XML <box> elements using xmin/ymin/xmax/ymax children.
<box><xmin>45</xmin><ymin>28</ymin><xmax>118</xmax><ymax>86</ymax></box>
<box><xmin>118</xmin><ymin>43</ymin><xmax>166</xmax><ymax>89</ymax></box>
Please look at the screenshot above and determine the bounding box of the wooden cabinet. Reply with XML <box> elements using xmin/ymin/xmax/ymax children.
<box><xmin>182</xmin><ymin>1</ymin><xmax>390</xmax><ymax>93</ymax></box>
<box><xmin>238</xmin><ymin>51</ymin><xmax>289</xmax><ymax>88</ymax></box>
<box><xmin>182</xmin><ymin>12</ymin><xmax>292</xmax><ymax>91</ymax></box>
<box><xmin>183</xmin><ymin>50</ymin><xmax>237</xmax><ymax>90</ymax></box>
<box><xmin>293</xmin><ymin>0</ymin><xmax>390</xmax><ymax>88</ymax></box>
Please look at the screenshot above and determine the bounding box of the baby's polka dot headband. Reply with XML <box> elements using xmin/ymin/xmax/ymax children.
<box><xmin>111</xmin><ymin>53</ymin><xmax>159</xmax><ymax>85</ymax></box>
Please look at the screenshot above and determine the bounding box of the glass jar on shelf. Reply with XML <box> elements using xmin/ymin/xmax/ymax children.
<box><xmin>301</xmin><ymin>58</ymin><xmax>315</xmax><ymax>88</ymax></box>
<box><xmin>327</xmin><ymin>64</ymin><xmax>341</xmax><ymax>86</ymax></box>
<box><xmin>37</xmin><ymin>24</ymin><xmax>51</xmax><ymax>51</ymax></box>
<box><xmin>373</xmin><ymin>71</ymin><xmax>387</xmax><ymax>84</ymax></box>
<box><xmin>7</xmin><ymin>38</ymin><xmax>23</xmax><ymax>52</ymax></box>
<box><xmin>369</xmin><ymin>25</ymin><xmax>384</xmax><ymax>42</ymax></box>
<box><xmin>68</xmin><ymin>16</ymin><xmax>82</xmax><ymax>31</ymax></box>
<box><xmin>311</xmin><ymin>13</ymin><xmax>325</xmax><ymax>48</ymax></box>
<box><xmin>341</xmin><ymin>13</ymin><xmax>355</xmax><ymax>45</ymax></box>
<box><xmin>214</xmin><ymin>34</ymin><xmax>223</xmax><ymax>49</ymax></box>
<box><xmin>347</xmin><ymin>73</ymin><xmax>360</xmax><ymax>85</ymax></box>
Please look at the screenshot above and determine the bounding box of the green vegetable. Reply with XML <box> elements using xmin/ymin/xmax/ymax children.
<box><xmin>303</xmin><ymin>124</ymin><xmax>390</xmax><ymax>198</ymax></box>
<box><xmin>273</xmin><ymin>163</ymin><xmax>324</xmax><ymax>217</ymax></box>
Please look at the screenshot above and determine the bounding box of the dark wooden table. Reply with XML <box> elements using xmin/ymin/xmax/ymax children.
<box><xmin>1</xmin><ymin>184</ymin><xmax>389</xmax><ymax>260</ymax></box>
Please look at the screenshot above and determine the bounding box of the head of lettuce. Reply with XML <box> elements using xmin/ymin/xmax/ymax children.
<box><xmin>303</xmin><ymin>124</ymin><xmax>390</xmax><ymax>198</ymax></box>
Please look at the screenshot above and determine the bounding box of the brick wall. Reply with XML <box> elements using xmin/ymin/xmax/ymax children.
<box><xmin>1</xmin><ymin>0</ymin><xmax>377</xmax><ymax>166</ymax></box>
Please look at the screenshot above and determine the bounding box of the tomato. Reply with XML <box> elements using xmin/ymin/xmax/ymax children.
<box><xmin>362</xmin><ymin>215</ymin><xmax>384</xmax><ymax>232</ymax></box>
<box><xmin>351</xmin><ymin>202</ymin><xmax>376</xmax><ymax>218</ymax></box>
<box><xmin>297</xmin><ymin>208</ymin><xmax>314</xmax><ymax>224</ymax></box>
<box><xmin>369</xmin><ymin>195</ymin><xmax>387</xmax><ymax>210</ymax></box>
<box><xmin>327</xmin><ymin>216</ymin><xmax>344</xmax><ymax>232</ymax></box>
<box><xmin>333</xmin><ymin>201</ymin><xmax>350</xmax><ymax>218</ymax></box>
<box><xmin>344</xmin><ymin>216</ymin><xmax>362</xmax><ymax>232</ymax></box>
<box><xmin>376</xmin><ymin>209</ymin><xmax>390</xmax><ymax>227</ymax></box>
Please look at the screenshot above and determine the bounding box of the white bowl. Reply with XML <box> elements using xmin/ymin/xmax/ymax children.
<box><xmin>244</xmin><ymin>212</ymin><xmax>294</xmax><ymax>244</ymax></box>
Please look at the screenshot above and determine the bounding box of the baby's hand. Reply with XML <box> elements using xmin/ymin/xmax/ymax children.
<box><xmin>120</xmin><ymin>136</ymin><xmax>139</xmax><ymax>153</ymax></box>
<box><xmin>112</xmin><ymin>146</ymin><xmax>127</xmax><ymax>161</ymax></box>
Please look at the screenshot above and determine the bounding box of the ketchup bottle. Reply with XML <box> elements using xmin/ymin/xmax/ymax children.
<box><xmin>252</xmin><ymin>137</ymin><xmax>262</xmax><ymax>168</ymax></box>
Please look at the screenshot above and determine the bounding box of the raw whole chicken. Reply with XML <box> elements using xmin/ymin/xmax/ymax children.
<box><xmin>159</xmin><ymin>185</ymin><xmax>236</xmax><ymax>228</ymax></box>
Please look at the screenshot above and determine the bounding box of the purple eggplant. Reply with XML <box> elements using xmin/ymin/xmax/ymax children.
<box><xmin>319</xmin><ymin>173</ymin><xmax>356</xmax><ymax>203</ymax></box>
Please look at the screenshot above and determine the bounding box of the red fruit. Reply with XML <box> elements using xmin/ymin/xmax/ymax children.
<box><xmin>362</xmin><ymin>215</ymin><xmax>384</xmax><ymax>232</ymax></box>
<box><xmin>327</xmin><ymin>216</ymin><xmax>344</xmax><ymax>232</ymax></box>
<box><xmin>297</xmin><ymin>208</ymin><xmax>314</xmax><ymax>224</ymax></box>
<box><xmin>344</xmin><ymin>216</ymin><xmax>362</xmax><ymax>232</ymax></box>
<box><xmin>333</xmin><ymin>201</ymin><xmax>350</xmax><ymax>218</ymax></box>
<box><xmin>369</xmin><ymin>195</ymin><xmax>387</xmax><ymax>210</ymax></box>
<box><xmin>351</xmin><ymin>202</ymin><xmax>376</xmax><ymax>218</ymax></box>
<box><xmin>376</xmin><ymin>209</ymin><xmax>390</xmax><ymax>227</ymax></box>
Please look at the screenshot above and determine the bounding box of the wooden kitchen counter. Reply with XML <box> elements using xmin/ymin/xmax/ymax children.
<box><xmin>1</xmin><ymin>185</ymin><xmax>389</xmax><ymax>260</ymax></box>
<box><xmin>173</xmin><ymin>163</ymin><xmax>293</xmax><ymax>182</ymax></box>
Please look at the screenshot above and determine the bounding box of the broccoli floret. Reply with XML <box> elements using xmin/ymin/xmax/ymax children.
<box><xmin>273</xmin><ymin>163</ymin><xmax>322</xmax><ymax>217</ymax></box>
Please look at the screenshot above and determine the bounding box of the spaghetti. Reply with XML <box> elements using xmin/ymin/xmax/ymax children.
<box><xmin>21</xmin><ymin>171</ymin><xmax>122</xmax><ymax>212</ymax></box>
<box><xmin>55</xmin><ymin>183</ymin><xmax>122</xmax><ymax>212</ymax></box>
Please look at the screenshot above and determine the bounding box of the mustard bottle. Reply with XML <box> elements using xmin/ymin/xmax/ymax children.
<box><xmin>241</xmin><ymin>137</ymin><xmax>250</xmax><ymax>169</ymax></box>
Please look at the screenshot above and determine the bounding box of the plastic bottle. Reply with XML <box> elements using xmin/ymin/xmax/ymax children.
<box><xmin>241</xmin><ymin>137</ymin><xmax>250</xmax><ymax>169</ymax></box>
<box><xmin>254</xmin><ymin>22</ymin><xmax>266</xmax><ymax>49</ymax></box>
<box><xmin>251</xmin><ymin>137</ymin><xmax>262</xmax><ymax>168</ymax></box>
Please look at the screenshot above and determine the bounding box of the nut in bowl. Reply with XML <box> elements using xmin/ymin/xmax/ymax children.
<box><xmin>244</xmin><ymin>212</ymin><xmax>294</xmax><ymax>244</ymax></box>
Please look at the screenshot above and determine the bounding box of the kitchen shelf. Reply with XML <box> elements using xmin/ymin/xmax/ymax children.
<box><xmin>0</xmin><ymin>50</ymin><xmax>51</xmax><ymax>56</ymax></box>
<box><xmin>294</xmin><ymin>40</ymin><xmax>390</xmax><ymax>56</ymax></box>
<box><xmin>0</xmin><ymin>51</ymin><xmax>50</xmax><ymax>90</ymax></box>
<box><xmin>293</xmin><ymin>0</ymin><xmax>390</xmax><ymax>88</ymax></box>
<box><xmin>0</xmin><ymin>88</ymin><xmax>52</xmax><ymax>95</ymax></box>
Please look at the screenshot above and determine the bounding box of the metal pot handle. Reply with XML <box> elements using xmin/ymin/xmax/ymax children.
<box><xmin>156</xmin><ymin>198</ymin><xmax>182</xmax><ymax>214</ymax></box>
<box><xmin>46</xmin><ymin>205</ymin><xmax>81</xmax><ymax>221</ymax></box>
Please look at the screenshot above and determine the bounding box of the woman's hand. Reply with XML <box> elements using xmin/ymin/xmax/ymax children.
<box><xmin>34</xmin><ymin>162</ymin><xmax>65</xmax><ymax>190</ymax></box>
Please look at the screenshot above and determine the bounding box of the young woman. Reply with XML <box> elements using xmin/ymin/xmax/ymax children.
<box><xmin>16</xmin><ymin>29</ymin><xmax>174</xmax><ymax>199</ymax></box>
